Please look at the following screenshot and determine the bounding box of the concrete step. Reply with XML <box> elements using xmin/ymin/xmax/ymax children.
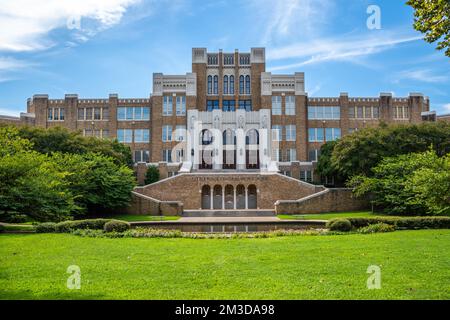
<box><xmin>182</xmin><ymin>210</ymin><xmax>276</xmax><ymax>217</ymax></box>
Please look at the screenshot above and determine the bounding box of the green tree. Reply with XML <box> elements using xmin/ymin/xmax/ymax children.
<box><xmin>52</xmin><ymin>152</ymin><xmax>136</xmax><ymax>215</ymax></box>
<box><xmin>349</xmin><ymin>151</ymin><xmax>450</xmax><ymax>215</ymax></box>
<box><xmin>316</xmin><ymin>140</ymin><xmax>346</xmax><ymax>186</ymax></box>
<box><xmin>15</xmin><ymin>126</ymin><xmax>133</xmax><ymax>166</ymax></box>
<box><xmin>407</xmin><ymin>0</ymin><xmax>450</xmax><ymax>57</ymax></box>
<box><xmin>319</xmin><ymin>122</ymin><xmax>450</xmax><ymax>182</ymax></box>
<box><xmin>145</xmin><ymin>165</ymin><xmax>160</xmax><ymax>185</ymax></box>
<box><xmin>0</xmin><ymin>151</ymin><xmax>76</xmax><ymax>221</ymax></box>
<box><xmin>0</xmin><ymin>126</ymin><xmax>32</xmax><ymax>156</ymax></box>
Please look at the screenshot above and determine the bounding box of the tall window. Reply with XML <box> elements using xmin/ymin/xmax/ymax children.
<box><xmin>285</xmin><ymin>125</ymin><xmax>296</xmax><ymax>141</ymax></box>
<box><xmin>134</xmin><ymin>129</ymin><xmax>150</xmax><ymax>143</ymax></box>
<box><xmin>239</xmin><ymin>75</ymin><xmax>244</xmax><ymax>94</ymax></box>
<box><xmin>272</xmin><ymin>96</ymin><xmax>282</xmax><ymax>115</ymax></box>
<box><xmin>207</xmin><ymin>100</ymin><xmax>219</xmax><ymax>111</ymax></box>
<box><xmin>325</xmin><ymin>128</ymin><xmax>341</xmax><ymax>141</ymax></box>
<box><xmin>163</xmin><ymin>96</ymin><xmax>173</xmax><ymax>116</ymax></box>
<box><xmin>308</xmin><ymin>128</ymin><xmax>324</xmax><ymax>142</ymax></box>
<box><xmin>48</xmin><ymin>108</ymin><xmax>64</xmax><ymax>121</ymax></box>
<box><xmin>223</xmin><ymin>75</ymin><xmax>228</xmax><ymax>94</ymax></box>
<box><xmin>117</xmin><ymin>129</ymin><xmax>133</xmax><ymax>143</ymax></box>
<box><xmin>162</xmin><ymin>149</ymin><xmax>172</xmax><ymax>162</ymax></box>
<box><xmin>287</xmin><ymin>149</ymin><xmax>297</xmax><ymax>162</ymax></box>
<box><xmin>308</xmin><ymin>149</ymin><xmax>320</xmax><ymax>162</ymax></box>
<box><xmin>223</xmin><ymin>100</ymin><xmax>235</xmax><ymax>112</ymax></box>
<box><xmin>272</xmin><ymin>125</ymin><xmax>282</xmax><ymax>141</ymax></box>
<box><xmin>176</xmin><ymin>96</ymin><xmax>186</xmax><ymax>116</ymax></box>
<box><xmin>229</xmin><ymin>75</ymin><xmax>235</xmax><ymax>94</ymax></box>
<box><xmin>213</xmin><ymin>75</ymin><xmax>218</xmax><ymax>95</ymax></box>
<box><xmin>162</xmin><ymin>125</ymin><xmax>172</xmax><ymax>142</ymax></box>
<box><xmin>348</xmin><ymin>106</ymin><xmax>379</xmax><ymax>119</ymax></box>
<box><xmin>238</xmin><ymin>100</ymin><xmax>252</xmax><ymax>111</ymax></box>
<box><xmin>245</xmin><ymin>75</ymin><xmax>251</xmax><ymax>94</ymax></box>
<box><xmin>300</xmin><ymin>171</ymin><xmax>313</xmax><ymax>183</ymax></box>
<box><xmin>394</xmin><ymin>106</ymin><xmax>409</xmax><ymax>119</ymax></box>
<box><xmin>207</xmin><ymin>76</ymin><xmax>212</xmax><ymax>94</ymax></box>
<box><xmin>285</xmin><ymin>96</ymin><xmax>295</xmax><ymax>115</ymax></box>
<box><xmin>134</xmin><ymin>150</ymin><xmax>150</xmax><ymax>163</ymax></box>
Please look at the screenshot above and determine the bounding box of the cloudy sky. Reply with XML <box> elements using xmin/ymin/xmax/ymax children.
<box><xmin>0</xmin><ymin>0</ymin><xmax>449</xmax><ymax>116</ymax></box>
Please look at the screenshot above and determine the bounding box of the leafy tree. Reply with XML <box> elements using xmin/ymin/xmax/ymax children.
<box><xmin>0</xmin><ymin>126</ymin><xmax>32</xmax><ymax>156</ymax></box>
<box><xmin>14</xmin><ymin>126</ymin><xmax>133</xmax><ymax>166</ymax></box>
<box><xmin>316</xmin><ymin>141</ymin><xmax>346</xmax><ymax>186</ymax></box>
<box><xmin>145</xmin><ymin>165</ymin><xmax>160</xmax><ymax>185</ymax></box>
<box><xmin>318</xmin><ymin>122</ymin><xmax>450</xmax><ymax>182</ymax></box>
<box><xmin>0</xmin><ymin>151</ymin><xmax>76</xmax><ymax>221</ymax></box>
<box><xmin>52</xmin><ymin>152</ymin><xmax>136</xmax><ymax>215</ymax></box>
<box><xmin>349</xmin><ymin>151</ymin><xmax>450</xmax><ymax>215</ymax></box>
<box><xmin>407</xmin><ymin>0</ymin><xmax>450</xmax><ymax>57</ymax></box>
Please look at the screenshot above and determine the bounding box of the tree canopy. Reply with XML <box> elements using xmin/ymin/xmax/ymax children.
<box><xmin>407</xmin><ymin>0</ymin><xmax>450</xmax><ymax>57</ymax></box>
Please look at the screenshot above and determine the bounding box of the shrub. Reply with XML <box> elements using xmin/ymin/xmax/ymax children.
<box><xmin>0</xmin><ymin>224</ymin><xmax>4</xmax><ymax>232</ymax></box>
<box><xmin>358</xmin><ymin>223</ymin><xmax>395</xmax><ymax>234</ymax></box>
<box><xmin>36</xmin><ymin>222</ymin><xmax>58</xmax><ymax>233</ymax></box>
<box><xmin>55</xmin><ymin>219</ymin><xmax>111</xmax><ymax>233</ymax></box>
<box><xmin>144</xmin><ymin>165</ymin><xmax>160</xmax><ymax>185</ymax></box>
<box><xmin>347</xmin><ymin>216</ymin><xmax>450</xmax><ymax>230</ymax></box>
<box><xmin>326</xmin><ymin>219</ymin><xmax>352</xmax><ymax>232</ymax></box>
<box><xmin>103</xmin><ymin>220</ymin><xmax>130</xmax><ymax>233</ymax></box>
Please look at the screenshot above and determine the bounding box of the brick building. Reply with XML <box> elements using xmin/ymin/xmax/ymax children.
<box><xmin>1</xmin><ymin>47</ymin><xmax>438</xmax><ymax>214</ymax></box>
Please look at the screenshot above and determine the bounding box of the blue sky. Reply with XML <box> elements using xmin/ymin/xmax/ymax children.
<box><xmin>0</xmin><ymin>0</ymin><xmax>449</xmax><ymax>116</ymax></box>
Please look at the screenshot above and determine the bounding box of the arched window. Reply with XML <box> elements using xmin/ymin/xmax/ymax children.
<box><xmin>223</xmin><ymin>75</ymin><xmax>228</xmax><ymax>95</ymax></box>
<box><xmin>229</xmin><ymin>75</ymin><xmax>234</xmax><ymax>94</ymax></box>
<box><xmin>245</xmin><ymin>75</ymin><xmax>250</xmax><ymax>94</ymax></box>
<box><xmin>213</xmin><ymin>75</ymin><xmax>218</xmax><ymax>95</ymax></box>
<box><xmin>207</xmin><ymin>76</ymin><xmax>212</xmax><ymax>95</ymax></box>
<box><xmin>239</xmin><ymin>75</ymin><xmax>244</xmax><ymax>94</ymax></box>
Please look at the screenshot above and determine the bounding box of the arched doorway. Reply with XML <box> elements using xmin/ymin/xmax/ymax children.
<box><xmin>200</xmin><ymin>129</ymin><xmax>213</xmax><ymax>169</ymax></box>
<box><xmin>236</xmin><ymin>184</ymin><xmax>246</xmax><ymax>209</ymax></box>
<box><xmin>201</xmin><ymin>185</ymin><xmax>211</xmax><ymax>209</ymax></box>
<box><xmin>246</xmin><ymin>129</ymin><xmax>260</xmax><ymax>169</ymax></box>
<box><xmin>248</xmin><ymin>184</ymin><xmax>257</xmax><ymax>209</ymax></box>
<box><xmin>224</xmin><ymin>185</ymin><xmax>234</xmax><ymax>209</ymax></box>
<box><xmin>223</xmin><ymin>129</ymin><xmax>236</xmax><ymax>169</ymax></box>
<box><xmin>213</xmin><ymin>185</ymin><xmax>222</xmax><ymax>209</ymax></box>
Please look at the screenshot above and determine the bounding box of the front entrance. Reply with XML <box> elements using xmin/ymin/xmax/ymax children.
<box><xmin>200</xmin><ymin>184</ymin><xmax>257</xmax><ymax>210</ymax></box>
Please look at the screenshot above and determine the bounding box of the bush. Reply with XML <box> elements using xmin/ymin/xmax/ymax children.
<box><xmin>36</xmin><ymin>222</ymin><xmax>58</xmax><ymax>233</ymax></box>
<box><xmin>347</xmin><ymin>216</ymin><xmax>450</xmax><ymax>230</ymax></box>
<box><xmin>104</xmin><ymin>220</ymin><xmax>130</xmax><ymax>233</ymax></box>
<box><xmin>326</xmin><ymin>219</ymin><xmax>352</xmax><ymax>232</ymax></box>
<box><xmin>55</xmin><ymin>219</ymin><xmax>112</xmax><ymax>233</ymax></box>
<box><xmin>0</xmin><ymin>213</ymin><xmax>28</xmax><ymax>223</ymax></box>
<box><xmin>144</xmin><ymin>165</ymin><xmax>160</xmax><ymax>185</ymax></box>
<box><xmin>0</xmin><ymin>224</ymin><xmax>4</xmax><ymax>232</ymax></box>
<box><xmin>358</xmin><ymin>223</ymin><xmax>395</xmax><ymax>234</ymax></box>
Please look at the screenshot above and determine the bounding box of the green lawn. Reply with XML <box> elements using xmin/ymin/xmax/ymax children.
<box><xmin>278</xmin><ymin>211</ymin><xmax>389</xmax><ymax>220</ymax></box>
<box><xmin>103</xmin><ymin>214</ymin><xmax>180</xmax><ymax>222</ymax></box>
<box><xmin>1</xmin><ymin>230</ymin><xmax>449</xmax><ymax>299</ymax></box>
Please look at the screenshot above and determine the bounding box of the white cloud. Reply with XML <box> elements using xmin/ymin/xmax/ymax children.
<box><xmin>393</xmin><ymin>69</ymin><xmax>449</xmax><ymax>84</ymax></box>
<box><xmin>0</xmin><ymin>108</ymin><xmax>21</xmax><ymax>117</ymax></box>
<box><xmin>0</xmin><ymin>0</ymin><xmax>142</xmax><ymax>52</ymax></box>
<box><xmin>267</xmin><ymin>33</ymin><xmax>423</xmax><ymax>71</ymax></box>
<box><xmin>443</xmin><ymin>103</ymin><xmax>450</xmax><ymax>112</ymax></box>
<box><xmin>250</xmin><ymin>0</ymin><xmax>333</xmax><ymax>45</ymax></box>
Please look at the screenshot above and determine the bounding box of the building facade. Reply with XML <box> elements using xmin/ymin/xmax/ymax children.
<box><xmin>7</xmin><ymin>47</ymin><xmax>435</xmax><ymax>187</ymax></box>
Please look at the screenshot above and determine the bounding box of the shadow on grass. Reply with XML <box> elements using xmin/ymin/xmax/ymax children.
<box><xmin>0</xmin><ymin>290</ymin><xmax>106</xmax><ymax>300</ymax></box>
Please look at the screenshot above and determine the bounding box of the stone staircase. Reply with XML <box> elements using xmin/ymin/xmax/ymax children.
<box><xmin>183</xmin><ymin>209</ymin><xmax>276</xmax><ymax>217</ymax></box>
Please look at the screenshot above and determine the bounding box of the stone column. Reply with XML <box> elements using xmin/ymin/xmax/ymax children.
<box><xmin>210</xmin><ymin>187</ymin><xmax>213</xmax><ymax>210</ymax></box>
<box><xmin>233</xmin><ymin>187</ymin><xmax>237</xmax><ymax>210</ymax></box>
<box><xmin>245</xmin><ymin>187</ymin><xmax>248</xmax><ymax>209</ymax></box>
<box><xmin>222</xmin><ymin>187</ymin><xmax>225</xmax><ymax>210</ymax></box>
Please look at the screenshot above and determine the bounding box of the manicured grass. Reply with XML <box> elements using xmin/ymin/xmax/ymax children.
<box><xmin>1</xmin><ymin>230</ymin><xmax>449</xmax><ymax>299</ymax></box>
<box><xmin>103</xmin><ymin>214</ymin><xmax>180</xmax><ymax>222</ymax></box>
<box><xmin>278</xmin><ymin>211</ymin><xmax>388</xmax><ymax>220</ymax></box>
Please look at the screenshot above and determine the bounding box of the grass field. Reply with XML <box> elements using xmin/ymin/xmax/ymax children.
<box><xmin>1</xmin><ymin>230</ymin><xmax>449</xmax><ymax>300</ymax></box>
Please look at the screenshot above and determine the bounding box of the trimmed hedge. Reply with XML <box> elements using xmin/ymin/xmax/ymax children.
<box><xmin>35</xmin><ymin>222</ymin><xmax>57</xmax><ymax>233</ymax></box>
<box><xmin>36</xmin><ymin>219</ymin><xmax>113</xmax><ymax>233</ymax></box>
<box><xmin>358</xmin><ymin>223</ymin><xmax>395</xmax><ymax>234</ymax></box>
<box><xmin>326</xmin><ymin>219</ymin><xmax>352</xmax><ymax>232</ymax></box>
<box><xmin>327</xmin><ymin>216</ymin><xmax>450</xmax><ymax>231</ymax></box>
<box><xmin>104</xmin><ymin>220</ymin><xmax>130</xmax><ymax>233</ymax></box>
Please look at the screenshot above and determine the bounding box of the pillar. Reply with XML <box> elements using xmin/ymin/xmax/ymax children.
<box><xmin>210</xmin><ymin>187</ymin><xmax>213</xmax><ymax>210</ymax></box>
<box><xmin>222</xmin><ymin>187</ymin><xmax>225</xmax><ymax>210</ymax></box>
<box><xmin>233</xmin><ymin>187</ymin><xmax>237</xmax><ymax>210</ymax></box>
<box><xmin>245</xmin><ymin>187</ymin><xmax>248</xmax><ymax>209</ymax></box>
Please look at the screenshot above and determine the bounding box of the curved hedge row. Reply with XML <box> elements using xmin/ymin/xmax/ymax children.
<box><xmin>36</xmin><ymin>219</ymin><xmax>114</xmax><ymax>233</ymax></box>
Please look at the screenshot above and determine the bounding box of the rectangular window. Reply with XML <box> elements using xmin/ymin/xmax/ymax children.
<box><xmin>357</xmin><ymin>106</ymin><xmax>364</xmax><ymax>119</ymax></box>
<box><xmin>285</xmin><ymin>96</ymin><xmax>295</xmax><ymax>115</ymax></box>
<box><xmin>102</xmin><ymin>129</ymin><xmax>109</xmax><ymax>138</ymax></box>
<box><xmin>372</xmin><ymin>106</ymin><xmax>379</xmax><ymax>118</ymax></box>
<box><xmin>163</xmin><ymin>149</ymin><xmax>172</xmax><ymax>162</ymax></box>
<box><xmin>134</xmin><ymin>129</ymin><xmax>150</xmax><ymax>143</ymax></box>
<box><xmin>348</xmin><ymin>106</ymin><xmax>355</xmax><ymax>118</ymax></box>
<box><xmin>176</xmin><ymin>96</ymin><xmax>186</xmax><ymax>116</ymax></box>
<box><xmin>48</xmin><ymin>108</ymin><xmax>53</xmax><ymax>121</ymax></box>
<box><xmin>272</xmin><ymin>125</ymin><xmax>282</xmax><ymax>141</ymax></box>
<box><xmin>175</xmin><ymin>125</ymin><xmax>186</xmax><ymax>141</ymax></box>
<box><xmin>117</xmin><ymin>129</ymin><xmax>133</xmax><ymax>143</ymax></box>
<box><xmin>272</xmin><ymin>96</ymin><xmax>282</xmax><ymax>115</ymax></box>
<box><xmin>84</xmin><ymin>129</ymin><xmax>92</xmax><ymax>137</ymax></box>
<box><xmin>300</xmin><ymin>170</ymin><xmax>313</xmax><ymax>183</ymax></box>
<box><xmin>272</xmin><ymin>148</ymin><xmax>282</xmax><ymax>161</ymax></box>
<box><xmin>94</xmin><ymin>108</ymin><xmax>101</xmax><ymax>120</ymax></box>
<box><xmin>308</xmin><ymin>128</ymin><xmax>324</xmax><ymax>142</ymax></box>
<box><xmin>285</xmin><ymin>125</ymin><xmax>296</xmax><ymax>141</ymax></box>
<box><xmin>117</xmin><ymin>107</ymin><xmax>126</xmax><ymax>120</ymax></box>
<box><xmin>288</xmin><ymin>149</ymin><xmax>297</xmax><ymax>162</ymax></box>
<box><xmin>222</xmin><ymin>100</ymin><xmax>236</xmax><ymax>112</ymax></box>
<box><xmin>325</xmin><ymin>128</ymin><xmax>341</xmax><ymax>141</ymax></box>
<box><xmin>134</xmin><ymin>107</ymin><xmax>142</xmax><ymax>120</ymax></box>
<box><xmin>308</xmin><ymin>106</ymin><xmax>340</xmax><ymax>119</ymax></box>
<box><xmin>126</xmin><ymin>107</ymin><xmax>134</xmax><ymax>120</ymax></box>
<box><xmin>102</xmin><ymin>108</ymin><xmax>109</xmax><ymax>120</ymax></box>
<box><xmin>77</xmin><ymin>108</ymin><xmax>85</xmax><ymax>120</ymax></box>
<box><xmin>117</xmin><ymin>106</ymin><xmax>150</xmax><ymax>121</ymax></box>
<box><xmin>308</xmin><ymin>149</ymin><xmax>320</xmax><ymax>162</ymax></box>
<box><xmin>238</xmin><ymin>100</ymin><xmax>252</xmax><ymax>111</ymax></box>
<box><xmin>134</xmin><ymin>150</ymin><xmax>150</xmax><ymax>163</ymax></box>
<box><xmin>162</xmin><ymin>125</ymin><xmax>172</xmax><ymax>142</ymax></box>
<box><xmin>163</xmin><ymin>96</ymin><xmax>173</xmax><ymax>116</ymax></box>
